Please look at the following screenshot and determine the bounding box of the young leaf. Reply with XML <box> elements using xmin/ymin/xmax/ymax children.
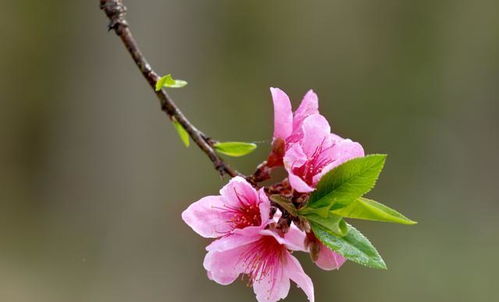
<box><xmin>269</xmin><ymin>195</ymin><xmax>298</xmax><ymax>216</ymax></box>
<box><xmin>307</xmin><ymin>154</ymin><xmax>387</xmax><ymax>211</ymax></box>
<box><xmin>311</xmin><ymin>222</ymin><xmax>387</xmax><ymax>269</ymax></box>
<box><xmin>331</xmin><ymin>197</ymin><xmax>417</xmax><ymax>225</ymax></box>
<box><xmin>172</xmin><ymin>119</ymin><xmax>190</xmax><ymax>147</ymax></box>
<box><xmin>214</xmin><ymin>142</ymin><xmax>257</xmax><ymax>157</ymax></box>
<box><xmin>155</xmin><ymin>74</ymin><xmax>188</xmax><ymax>91</ymax></box>
<box><xmin>303</xmin><ymin>213</ymin><xmax>348</xmax><ymax>237</ymax></box>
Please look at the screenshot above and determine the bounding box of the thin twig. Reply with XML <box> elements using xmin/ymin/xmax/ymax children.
<box><xmin>99</xmin><ymin>0</ymin><xmax>238</xmax><ymax>177</ymax></box>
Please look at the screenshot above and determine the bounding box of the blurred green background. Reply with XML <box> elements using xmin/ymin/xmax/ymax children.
<box><xmin>1</xmin><ymin>1</ymin><xmax>498</xmax><ymax>301</ymax></box>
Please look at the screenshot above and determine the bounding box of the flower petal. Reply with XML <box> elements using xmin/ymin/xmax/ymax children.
<box><xmin>271</xmin><ymin>87</ymin><xmax>293</xmax><ymax>140</ymax></box>
<box><xmin>219</xmin><ymin>176</ymin><xmax>259</xmax><ymax>209</ymax></box>
<box><xmin>252</xmin><ymin>258</ymin><xmax>290</xmax><ymax>302</ymax></box>
<box><xmin>283</xmin><ymin>143</ymin><xmax>308</xmax><ymax>170</ymax></box>
<box><xmin>206</xmin><ymin>232</ymin><xmax>261</xmax><ymax>252</ymax></box>
<box><xmin>293</xmin><ymin>90</ymin><xmax>319</xmax><ymax>131</ymax></box>
<box><xmin>258</xmin><ymin>226</ymin><xmax>306</xmax><ymax>252</ymax></box>
<box><xmin>181</xmin><ymin>195</ymin><xmax>232</xmax><ymax>238</ymax></box>
<box><xmin>204</xmin><ymin>243</ymin><xmax>250</xmax><ymax>285</ymax></box>
<box><xmin>311</xmin><ymin>136</ymin><xmax>365</xmax><ymax>185</ymax></box>
<box><xmin>288</xmin><ymin>173</ymin><xmax>315</xmax><ymax>193</ymax></box>
<box><xmin>284</xmin><ymin>253</ymin><xmax>315</xmax><ymax>302</ymax></box>
<box><xmin>314</xmin><ymin>243</ymin><xmax>346</xmax><ymax>271</ymax></box>
<box><xmin>258</xmin><ymin>188</ymin><xmax>272</xmax><ymax>226</ymax></box>
<box><xmin>301</xmin><ymin>114</ymin><xmax>331</xmax><ymax>157</ymax></box>
<box><xmin>283</xmin><ymin>144</ymin><xmax>315</xmax><ymax>192</ymax></box>
<box><xmin>283</xmin><ymin>223</ymin><xmax>307</xmax><ymax>252</ymax></box>
<box><xmin>330</xmin><ymin>138</ymin><xmax>365</xmax><ymax>166</ymax></box>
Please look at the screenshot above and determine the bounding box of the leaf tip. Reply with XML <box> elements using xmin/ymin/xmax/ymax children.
<box><xmin>172</xmin><ymin>119</ymin><xmax>190</xmax><ymax>147</ymax></box>
<box><xmin>370</xmin><ymin>153</ymin><xmax>388</xmax><ymax>163</ymax></box>
<box><xmin>378</xmin><ymin>262</ymin><xmax>388</xmax><ymax>270</ymax></box>
<box><xmin>370</xmin><ymin>256</ymin><xmax>388</xmax><ymax>270</ymax></box>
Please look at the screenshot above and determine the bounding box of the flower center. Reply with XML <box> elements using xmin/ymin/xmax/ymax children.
<box><xmin>230</xmin><ymin>203</ymin><xmax>262</xmax><ymax>229</ymax></box>
<box><xmin>240</xmin><ymin>236</ymin><xmax>285</xmax><ymax>283</ymax></box>
<box><xmin>293</xmin><ymin>141</ymin><xmax>334</xmax><ymax>186</ymax></box>
<box><xmin>223</xmin><ymin>189</ymin><xmax>262</xmax><ymax>229</ymax></box>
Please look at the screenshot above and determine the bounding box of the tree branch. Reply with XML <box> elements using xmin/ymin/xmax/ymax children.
<box><xmin>99</xmin><ymin>0</ymin><xmax>238</xmax><ymax>177</ymax></box>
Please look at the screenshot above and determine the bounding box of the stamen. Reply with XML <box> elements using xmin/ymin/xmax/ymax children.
<box><xmin>240</xmin><ymin>236</ymin><xmax>285</xmax><ymax>286</ymax></box>
<box><xmin>293</xmin><ymin>139</ymin><xmax>336</xmax><ymax>185</ymax></box>
<box><xmin>213</xmin><ymin>187</ymin><xmax>262</xmax><ymax>231</ymax></box>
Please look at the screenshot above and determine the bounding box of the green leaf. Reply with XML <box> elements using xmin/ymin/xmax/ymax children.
<box><xmin>304</xmin><ymin>213</ymin><xmax>348</xmax><ymax>237</ymax></box>
<box><xmin>332</xmin><ymin>197</ymin><xmax>417</xmax><ymax>225</ymax></box>
<box><xmin>307</xmin><ymin>154</ymin><xmax>387</xmax><ymax>211</ymax></box>
<box><xmin>269</xmin><ymin>195</ymin><xmax>298</xmax><ymax>216</ymax></box>
<box><xmin>172</xmin><ymin>119</ymin><xmax>190</xmax><ymax>147</ymax></box>
<box><xmin>214</xmin><ymin>142</ymin><xmax>257</xmax><ymax>157</ymax></box>
<box><xmin>311</xmin><ymin>222</ymin><xmax>387</xmax><ymax>269</ymax></box>
<box><xmin>155</xmin><ymin>74</ymin><xmax>188</xmax><ymax>91</ymax></box>
<box><xmin>298</xmin><ymin>205</ymin><xmax>330</xmax><ymax>218</ymax></box>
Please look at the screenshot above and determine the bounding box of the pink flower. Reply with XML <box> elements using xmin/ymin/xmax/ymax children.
<box><xmin>269</xmin><ymin>88</ymin><xmax>364</xmax><ymax>181</ymax></box>
<box><xmin>182</xmin><ymin>177</ymin><xmax>314</xmax><ymax>302</ymax></box>
<box><xmin>283</xmin><ymin>114</ymin><xmax>365</xmax><ymax>193</ymax></box>
<box><xmin>181</xmin><ymin>176</ymin><xmax>271</xmax><ymax>238</ymax></box>
<box><xmin>204</xmin><ymin>227</ymin><xmax>314</xmax><ymax>302</ymax></box>
<box><xmin>271</xmin><ymin>88</ymin><xmax>362</xmax><ymax>271</ymax></box>
<box><xmin>271</xmin><ymin>87</ymin><xmax>319</xmax><ymax>146</ymax></box>
<box><xmin>281</xmin><ymin>116</ymin><xmax>356</xmax><ymax>272</ymax></box>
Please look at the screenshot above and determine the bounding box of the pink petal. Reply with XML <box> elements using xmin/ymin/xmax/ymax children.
<box><xmin>252</xmin><ymin>259</ymin><xmax>290</xmax><ymax>302</ymax></box>
<box><xmin>219</xmin><ymin>176</ymin><xmax>259</xmax><ymax>209</ymax></box>
<box><xmin>293</xmin><ymin>90</ymin><xmax>319</xmax><ymax>131</ymax></box>
<box><xmin>284</xmin><ymin>253</ymin><xmax>315</xmax><ymax>302</ymax></box>
<box><xmin>258</xmin><ymin>188</ymin><xmax>272</xmax><ymax>226</ymax></box>
<box><xmin>283</xmin><ymin>143</ymin><xmax>308</xmax><ymax>170</ymax></box>
<box><xmin>314</xmin><ymin>243</ymin><xmax>346</xmax><ymax>271</ymax></box>
<box><xmin>259</xmin><ymin>229</ymin><xmax>286</xmax><ymax>243</ymax></box>
<box><xmin>181</xmin><ymin>195</ymin><xmax>233</xmax><ymax>238</ymax></box>
<box><xmin>271</xmin><ymin>208</ymin><xmax>282</xmax><ymax>223</ymax></box>
<box><xmin>203</xmin><ymin>243</ymin><xmax>250</xmax><ymax>285</ymax></box>
<box><xmin>206</xmin><ymin>232</ymin><xmax>261</xmax><ymax>252</ymax></box>
<box><xmin>312</xmin><ymin>137</ymin><xmax>365</xmax><ymax>185</ymax></box>
<box><xmin>283</xmin><ymin>224</ymin><xmax>307</xmax><ymax>252</ymax></box>
<box><xmin>300</xmin><ymin>114</ymin><xmax>331</xmax><ymax>157</ymax></box>
<box><xmin>330</xmin><ymin>138</ymin><xmax>365</xmax><ymax>166</ymax></box>
<box><xmin>258</xmin><ymin>225</ymin><xmax>306</xmax><ymax>252</ymax></box>
<box><xmin>271</xmin><ymin>87</ymin><xmax>293</xmax><ymax>140</ymax></box>
<box><xmin>288</xmin><ymin>173</ymin><xmax>315</xmax><ymax>193</ymax></box>
<box><xmin>283</xmin><ymin>144</ymin><xmax>315</xmax><ymax>192</ymax></box>
<box><xmin>312</xmin><ymin>161</ymin><xmax>335</xmax><ymax>186</ymax></box>
<box><xmin>258</xmin><ymin>229</ymin><xmax>294</xmax><ymax>247</ymax></box>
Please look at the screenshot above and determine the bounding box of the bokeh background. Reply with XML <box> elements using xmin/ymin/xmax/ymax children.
<box><xmin>1</xmin><ymin>1</ymin><xmax>499</xmax><ymax>301</ymax></box>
